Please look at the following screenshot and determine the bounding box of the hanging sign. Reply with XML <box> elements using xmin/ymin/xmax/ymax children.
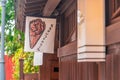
<box><xmin>77</xmin><ymin>0</ymin><xmax>105</xmax><ymax>62</ymax></box>
<box><xmin>24</xmin><ymin>16</ymin><xmax>56</xmax><ymax>53</ymax></box>
<box><xmin>33</xmin><ymin>52</ymin><xmax>43</xmax><ymax>66</ymax></box>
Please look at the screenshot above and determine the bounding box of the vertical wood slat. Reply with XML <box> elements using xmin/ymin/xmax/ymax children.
<box><xmin>59</xmin><ymin>55</ymin><xmax>77</xmax><ymax>80</ymax></box>
<box><xmin>113</xmin><ymin>54</ymin><xmax>120</xmax><ymax>80</ymax></box>
<box><xmin>98</xmin><ymin>62</ymin><xmax>105</xmax><ymax>80</ymax></box>
<box><xmin>77</xmin><ymin>62</ymin><xmax>98</xmax><ymax>80</ymax></box>
<box><xmin>88</xmin><ymin>63</ymin><xmax>98</xmax><ymax>80</ymax></box>
<box><xmin>106</xmin><ymin>54</ymin><xmax>113</xmax><ymax>80</ymax></box>
<box><xmin>77</xmin><ymin>62</ymin><xmax>82</xmax><ymax>80</ymax></box>
<box><xmin>106</xmin><ymin>54</ymin><xmax>120</xmax><ymax>80</ymax></box>
<box><xmin>59</xmin><ymin>56</ymin><xmax>99</xmax><ymax>80</ymax></box>
<box><xmin>82</xmin><ymin>63</ymin><xmax>88</xmax><ymax>80</ymax></box>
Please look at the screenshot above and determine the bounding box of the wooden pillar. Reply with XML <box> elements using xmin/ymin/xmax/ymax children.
<box><xmin>19</xmin><ymin>59</ymin><xmax>24</xmax><ymax>80</ymax></box>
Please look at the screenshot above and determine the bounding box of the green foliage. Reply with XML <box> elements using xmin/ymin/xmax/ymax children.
<box><xmin>5</xmin><ymin>0</ymin><xmax>15</xmax><ymax>23</ymax></box>
<box><xmin>5</xmin><ymin>28</ymin><xmax>24</xmax><ymax>56</ymax></box>
<box><xmin>0</xmin><ymin>0</ymin><xmax>15</xmax><ymax>26</ymax></box>
<box><xmin>0</xmin><ymin>0</ymin><xmax>39</xmax><ymax>79</ymax></box>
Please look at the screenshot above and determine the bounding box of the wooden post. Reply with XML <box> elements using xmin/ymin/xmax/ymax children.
<box><xmin>19</xmin><ymin>59</ymin><xmax>24</xmax><ymax>80</ymax></box>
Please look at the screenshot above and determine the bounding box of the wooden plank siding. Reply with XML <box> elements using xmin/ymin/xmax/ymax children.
<box><xmin>58</xmin><ymin>43</ymin><xmax>120</xmax><ymax>80</ymax></box>
<box><xmin>59</xmin><ymin>55</ymin><xmax>77</xmax><ymax>80</ymax></box>
<box><xmin>59</xmin><ymin>54</ymin><xmax>99</xmax><ymax>80</ymax></box>
<box><xmin>106</xmin><ymin>54</ymin><xmax>120</xmax><ymax>80</ymax></box>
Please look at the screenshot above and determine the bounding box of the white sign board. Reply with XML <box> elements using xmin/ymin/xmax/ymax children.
<box><xmin>24</xmin><ymin>16</ymin><xmax>56</xmax><ymax>53</ymax></box>
<box><xmin>33</xmin><ymin>52</ymin><xmax>43</xmax><ymax>66</ymax></box>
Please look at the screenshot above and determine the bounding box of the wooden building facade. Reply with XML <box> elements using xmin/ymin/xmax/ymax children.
<box><xmin>15</xmin><ymin>0</ymin><xmax>120</xmax><ymax>80</ymax></box>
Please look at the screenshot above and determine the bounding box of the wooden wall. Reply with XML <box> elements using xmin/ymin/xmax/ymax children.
<box><xmin>58</xmin><ymin>41</ymin><xmax>102</xmax><ymax>80</ymax></box>
<box><xmin>57</xmin><ymin>0</ymin><xmax>120</xmax><ymax>80</ymax></box>
<box><xmin>59</xmin><ymin>55</ymin><xmax>99</xmax><ymax>80</ymax></box>
<box><xmin>59</xmin><ymin>54</ymin><xmax>77</xmax><ymax>80</ymax></box>
<box><xmin>106</xmin><ymin>54</ymin><xmax>120</xmax><ymax>80</ymax></box>
<box><xmin>105</xmin><ymin>0</ymin><xmax>120</xmax><ymax>79</ymax></box>
<box><xmin>58</xmin><ymin>0</ymin><xmax>100</xmax><ymax>80</ymax></box>
<box><xmin>58</xmin><ymin>42</ymin><xmax>120</xmax><ymax>80</ymax></box>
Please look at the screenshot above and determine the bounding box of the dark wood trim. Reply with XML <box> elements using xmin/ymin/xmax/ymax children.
<box><xmin>57</xmin><ymin>41</ymin><xmax>77</xmax><ymax>57</ymax></box>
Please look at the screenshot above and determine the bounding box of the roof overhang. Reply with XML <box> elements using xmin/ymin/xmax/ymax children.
<box><xmin>15</xmin><ymin>0</ymin><xmax>67</xmax><ymax>32</ymax></box>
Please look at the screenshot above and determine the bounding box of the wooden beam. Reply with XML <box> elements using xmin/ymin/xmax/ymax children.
<box><xmin>57</xmin><ymin>41</ymin><xmax>77</xmax><ymax>57</ymax></box>
<box><xmin>106</xmin><ymin>21</ymin><xmax>120</xmax><ymax>45</ymax></box>
<box><xmin>43</xmin><ymin>0</ymin><xmax>61</xmax><ymax>16</ymax></box>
